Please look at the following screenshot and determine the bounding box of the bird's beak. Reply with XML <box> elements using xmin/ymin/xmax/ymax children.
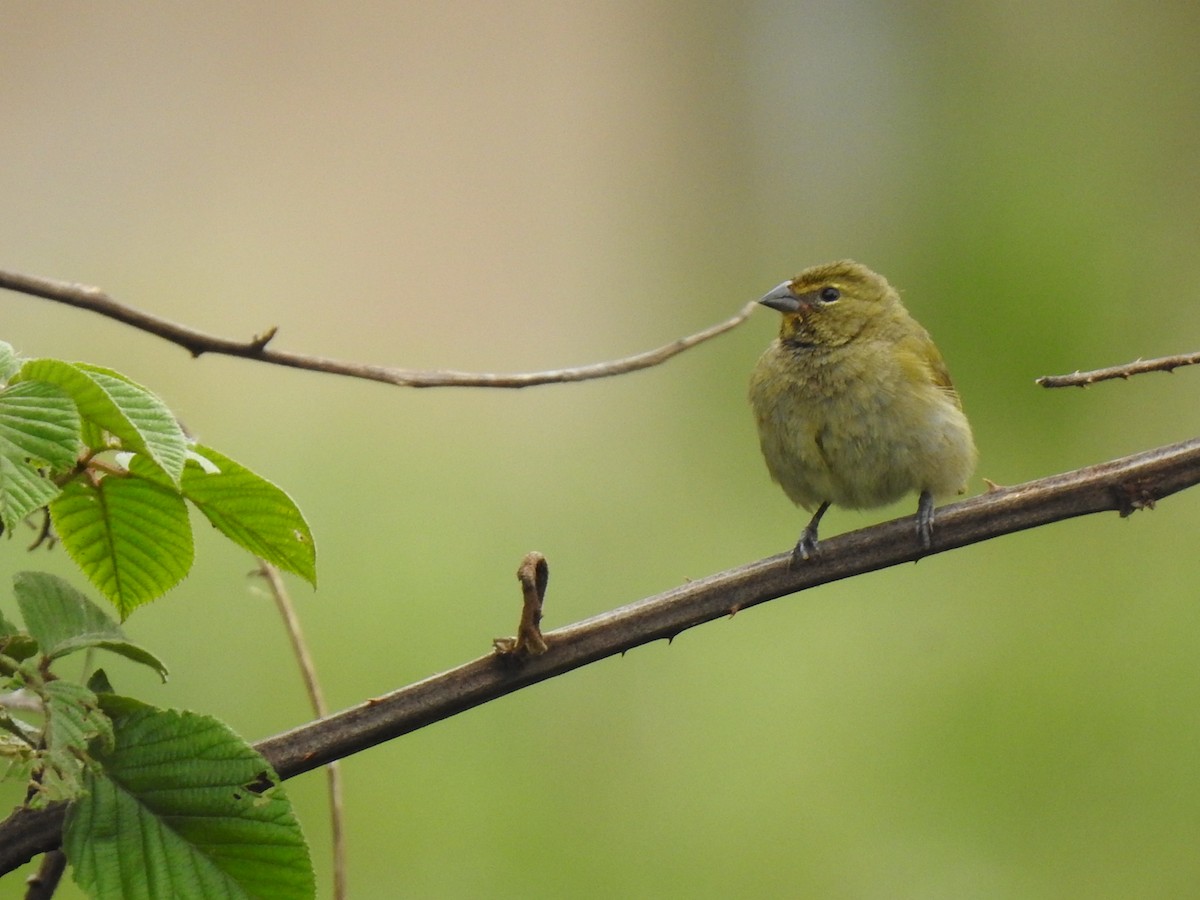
<box><xmin>758</xmin><ymin>281</ymin><xmax>802</xmax><ymax>313</ymax></box>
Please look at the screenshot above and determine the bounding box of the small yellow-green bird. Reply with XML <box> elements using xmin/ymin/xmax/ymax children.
<box><xmin>748</xmin><ymin>260</ymin><xmax>976</xmax><ymax>562</ymax></box>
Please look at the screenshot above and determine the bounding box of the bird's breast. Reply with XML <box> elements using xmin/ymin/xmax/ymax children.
<box><xmin>749</xmin><ymin>340</ymin><xmax>974</xmax><ymax>509</ymax></box>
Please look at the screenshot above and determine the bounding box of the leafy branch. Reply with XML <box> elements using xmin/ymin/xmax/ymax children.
<box><xmin>5</xmin><ymin>264</ymin><xmax>1199</xmax><ymax>895</ymax></box>
<box><xmin>0</xmin><ymin>345</ymin><xmax>315</xmax><ymax>618</ymax></box>
<box><xmin>5</xmin><ymin>432</ymin><xmax>1199</xmax><ymax>874</ymax></box>
<box><xmin>1</xmin><ymin>575</ymin><xmax>312</xmax><ymax>894</ymax></box>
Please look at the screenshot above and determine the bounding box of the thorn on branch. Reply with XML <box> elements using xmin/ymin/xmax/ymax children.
<box><xmin>1114</xmin><ymin>480</ymin><xmax>1157</xmax><ymax>517</ymax></box>
<box><xmin>250</xmin><ymin>326</ymin><xmax>279</xmax><ymax>351</ymax></box>
<box><xmin>493</xmin><ymin>552</ymin><xmax>549</xmax><ymax>660</ymax></box>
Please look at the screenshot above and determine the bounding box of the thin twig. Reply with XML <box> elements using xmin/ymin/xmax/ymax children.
<box><xmin>255</xmin><ymin>561</ymin><xmax>346</xmax><ymax>900</ymax></box>
<box><xmin>22</xmin><ymin>848</ymin><xmax>65</xmax><ymax>900</ymax></box>
<box><xmin>0</xmin><ymin>268</ymin><xmax>757</xmax><ymax>389</ymax></box>
<box><xmin>7</xmin><ymin>434</ymin><xmax>1200</xmax><ymax>872</ymax></box>
<box><xmin>1037</xmin><ymin>351</ymin><xmax>1200</xmax><ymax>387</ymax></box>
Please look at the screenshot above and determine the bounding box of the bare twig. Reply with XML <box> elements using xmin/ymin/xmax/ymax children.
<box><xmin>25</xmin><ymin>511</ymin><xmax>55</xmax><ymax>552</ymax></box>
<box><xmin>22</xmin><ymin>848</ymin><xmax>65</xmax><ymax>900</ymax></box>
<box><xmin>7</xmin><ymin>434</ymin><xmax>1200</xmax><ymax>872</ymax></box>
<box><xmin>1037</xmin><ymin>351</ymin><xmax>1200</xmax><ymax>387</ymax></box>
<box><xmin>494</xmin><ymin>552</ymin><xmax>550</xmax><ymax>658</ymax></box>
<box><xmin>0</xmin><ymin>268</ymin><xmax>757</xmax><ymax>389</ymax></box>
<box><xmin>255</xmin><ymin>561</ymin><xmax>346</xmax><ymax>900</ymax></box>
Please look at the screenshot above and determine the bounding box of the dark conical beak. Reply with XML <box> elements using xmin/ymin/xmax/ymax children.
<box><xmin>758</xmin><ymin>281</ymin><xmax>801</xmax><ymax>313</ymax></box>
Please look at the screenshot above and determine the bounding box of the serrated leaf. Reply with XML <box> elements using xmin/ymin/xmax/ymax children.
<box><xmin>0</xmin><ymin>341</ymin><xmax>20</xmax><ymax>381</ymax></box>
<box><xmin>183</xmin><ymin>445</ymin><xmax>316</xmax><ymax>586</ymax></box>
<box><xmin>0</xmin><ymin>453</ymin><xmax>61</xmax><ymax>532</ymax></box>
<box><xmin>0</xmin><ymin>379</ymin><xmax>80</xmax><ymax>530</ymax></box>
<box><xmin>50</xmin><ymin>473</ymin><xmax>194</xmax><ymax>618</ymax></box>
<box><xmin>14</xmin><ymin>359</ymin><xmax>186</xmax><ymax>484</ymax></box>
<box><xmin>0</xmin><ymin>379</ymin><xmax>81</xmax><ymax>468</ymax></box>
<box><xmin>64</xmin><ymin>701</ymin><xmax>315</xmax><ymax>900</ymax></box>
<box><xmin>14</xmin><ymin>572</ymin><xmax>168</xmax><ymax>680</ymax></box>
<box><xmin>37</xmin><ymin>679</ymin><xmax>112</xmax><ymax>802</ymax></box>
<box><xmin>78</xmin><ymin>365</ymin><xmax>187</xmax><ymax>482</ymax></box>
<box><xmin>16</xmin><ymin>571</ymin><xmax>119</xmax><ymax>651</ymax></box>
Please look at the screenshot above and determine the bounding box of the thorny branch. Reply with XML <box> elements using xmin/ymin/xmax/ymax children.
<box><xmin>5</xmin><ymin>264</ymin><xmax>1200</xmax><ymax>873</ymax></box>
<box><xmin>5</xmin><ymin>434</ymin><xmax>1200</xmax><ymax>873</ymax></box>
<box><xmin>0</xmin><ymin>268</ymin><xmax>757</xmax><ymax>388</ymax></box>
<box><xmin>1038</xmin><ymin>351</ymin><xmax>1200</xmax><ymax>387</ymax></box>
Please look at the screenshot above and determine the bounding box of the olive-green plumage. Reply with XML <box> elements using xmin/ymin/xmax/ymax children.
<box><xmin>748</xmin><ymin>260</ymin><xmax>976</xmax><ymax>561</ymax></box>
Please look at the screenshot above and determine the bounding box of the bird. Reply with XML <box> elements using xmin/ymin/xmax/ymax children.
<box><xmin>748</xmin><ymin>260</ymin><xmax>976</xmax><ymax>563</ymax></box>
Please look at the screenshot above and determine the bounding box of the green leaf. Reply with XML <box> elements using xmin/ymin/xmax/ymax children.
<box><xmin>0</xmin><ymin>629</ymin><xmax>38</xmax><ymax>663</ymax></box>
<box><xmin>0</xmin><ymin>454</ymin><xmax>60</xmax><ymax>534</ymax></box>
<box><xmin>0</xmin><ymin>341</ymin><xmax>20</xmax><ymax>381</ymax></box>
<box><xmin>122</xmin><ymin>449</ymin><xmax>175</xmax><ymax>486</ymax></box>
<box><xmin>0</xmin><ymin>379</ymin><xmax>81</xmax><ymax>530</ymax></box>
<box><xmin>16</xmin><ymin>571</ymin><xmax>117</xmax><ymax>652</ymax></box>
<box><xmin>78</xmin><ymin>364</ymin><xmax>187</xmax><ymax>482</ymax></box>
<box><xmin>13</xmin><ymin>572</ymin><xmax>168</xmax><ymax>680</ymax></box>
<box><xmin>0</xmin><ymin>379</ymin><xmax>81</xmax><ymax>468</ymax></box>
<box><xmin>183</xmin><ymin>445</ymin><xmax>316</xmax><ymax>586</ymax></box>
<box><xmin>87</xmin><ymin>668</ymin><xmax>116</xmax><ymax>695</ymax></box>
<box><xmin>0</xmin><ymin>712</ymin><xmax>38</xmax><ymax>747</ymax></box>
<box><xmin>0</xmin><ymin>596</ymin><xmax>37</xmax><ymax>660</ymax></box>
<box><xmin>14</xmin><ymin>359</ymin><xmax>186</xmax><ymax>484</ymax></box>
<box><xmin>50</xmin><ymin>472</ymin><xmax>194</xmax><ymax>618</ymax></box>
<box><xmin>37</xmin><ymin>679</ymin><xmax>112</xmax><ymax>803</ymax></box>
<box><xmin>64</xmin><ymin>701</ymin><xmax>315</xmax><ymax>900</ymax></box>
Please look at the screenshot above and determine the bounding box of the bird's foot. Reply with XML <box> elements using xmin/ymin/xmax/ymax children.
<box><xmin>790</xmin><ymin>528</ymin><xmax>821</xmax><ymax>565</ymax></box>
<box><xmin>789</xmin><ymin>501</ymin><xmax>830</xmax><ymax>566</ymax></box>
<box><xmin>916</xmin><ymin>489</ymin><xmax>935</xmax><ymax>551</ymax></box>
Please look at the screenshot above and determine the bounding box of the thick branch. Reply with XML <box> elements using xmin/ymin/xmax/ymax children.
<box><xmin>0</xmin><ymin>268</ymin><xmax>756</xmax><ymax>388</ymax></box>
<box><xmin>4</xmin><ymin>435</ymin><xmax>1200</xmax><ymax>872</ymax></box>
<box><xmin>1037</xmin><ymin>351</ymin><xmax>1200</xmax><ymax>387</ymax></box>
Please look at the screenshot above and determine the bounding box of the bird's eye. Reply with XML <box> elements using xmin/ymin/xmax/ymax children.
<box><xmin>819</xmin><ymin>286</ymin><xmax>841</xmax><ymax>303</ymax></box>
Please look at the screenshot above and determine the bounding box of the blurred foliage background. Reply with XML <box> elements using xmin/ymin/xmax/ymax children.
<box><xmin>3</xmin><ymin>3</ymin><xmax>1200</xmax><ymax>897</ymax></box>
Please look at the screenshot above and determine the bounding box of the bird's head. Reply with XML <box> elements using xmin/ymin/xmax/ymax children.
<box><xmin>759</xmin><ymin>260</ymin><xmax>899</xmax><ymax>348</ymax></box>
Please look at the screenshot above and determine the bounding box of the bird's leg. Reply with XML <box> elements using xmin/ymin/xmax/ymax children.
<box><xmin>792</xmin><ymin>501</ymin><xmax>831</xmax><ymax>564</ymax></box>
<box><xmin>916</xmin><ymin>489</ymin><xmax>935</xmax><ymax>551</ymax></box>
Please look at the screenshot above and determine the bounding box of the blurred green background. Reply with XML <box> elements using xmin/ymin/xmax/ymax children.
<box><xmin>4</xmin><ymin>3</ymin><xmax>1200</xmax><ymax>897</ymax></box>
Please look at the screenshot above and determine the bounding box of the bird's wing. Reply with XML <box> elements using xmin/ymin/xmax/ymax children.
<box><xmin>896</xmin><ymin>329</ymin><xmax>964</xmax><ymax>408</ymax></box>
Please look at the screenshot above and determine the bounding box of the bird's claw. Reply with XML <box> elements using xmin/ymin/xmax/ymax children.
<box><xmin>790</xmin><ymin>529</ymin><xmax>821</xmax><ymax>565</ymax></box>
<box><xmin>916</xmin><ymin>490</ymin><xmax>935</xmax><ymax>551</ymax></box>
<box><xmin>789</xmin><ymin>501</ymin><xmax>831</xmax><ymax>565</ymax></box>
